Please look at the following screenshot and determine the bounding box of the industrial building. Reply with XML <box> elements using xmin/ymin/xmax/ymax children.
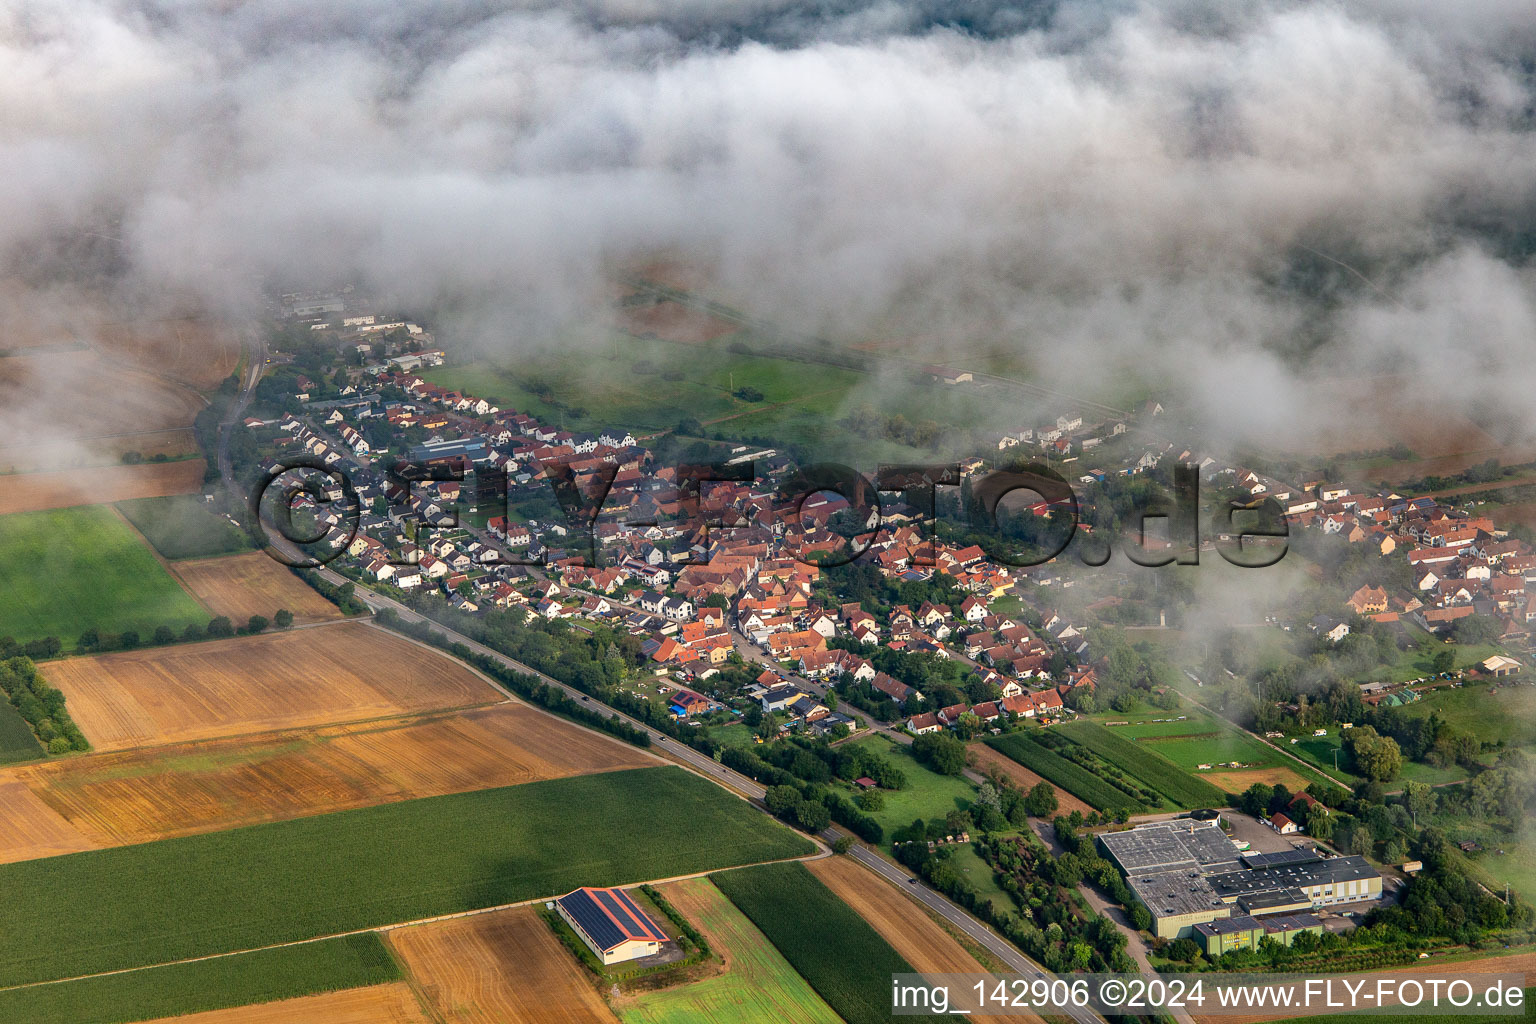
<box><xmin>1098</xmin><ymin>820</ymin><xmax>1383</xmax><ymax>940</ymax></box>
<box><xmin>554</xmin><ymin>887</ymin><xmax>669</xmax><ymax>965</ymax></box>
<box><xmin>1193</xmin><ymin>913</ymin><xmax>1324</xmax><ymax>956</ymax></box>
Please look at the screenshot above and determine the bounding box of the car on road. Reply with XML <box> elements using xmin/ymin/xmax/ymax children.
<box><xmin>908</xmin><ymin>877</ymin><xmax>918</xmax><ymax>884</ymax></box>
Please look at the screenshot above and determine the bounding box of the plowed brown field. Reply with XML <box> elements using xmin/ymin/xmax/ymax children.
<box><xmin>968</xmin><ymin>743</ymin><xmax>1094</xmax><ymax>816</ymax></box>
<box><xmin>132</xmin><ymin>983</ymin><xmax>430</xmax><ymax>1024</ymax></box>
<box><xmin>389</xmin><ymin>906</ymin><xmax>619</xmax><ymax>1024</ymax></box>
<box><xmin>10</xmin><ymin>704</ymin><xmax>655</xmax><ymax>849</ymax></box>
<box><xmin>0</xmin><ymin>460</ymin><xmax>205</xmax><ymax>515</ymax></box>
<box><xmin>807</xmin><ymin>856</ymin><xmax>1043</xmax><ymax>1024</ymax></box>
<box><xmin>171</xmin><ymin>552</ymin><xmax>344</xmax><ymax>624</ymax></box>
<box><xmin>42</xmin><ymin>623</ymin><xmax>503</xmax><ymax>751</ymax></box>
<box><xmin>0</xmin><ymin>778</ymin><xmax>97</xmax><ymax>863</ymax></box>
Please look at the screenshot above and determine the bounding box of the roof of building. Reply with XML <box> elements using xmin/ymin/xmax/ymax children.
<box><xmin>556</xmin><ymin>887</ymin><xmax>668</xmax><ymax>952</ymax></box>
<box><xmin>1208</xmin><ymin>855</ymin><xmax>1378</xmax><ymax>899</ymax></box>
<box><xmin>1240</xmin><ymin>848</ymin><xmax>1322</xmax><ymax>870</ymax></box>
<box><xmin>1098</xmin><ymin>820</ymin><xmax>1243</xmax><ymax>876</ymax></box>
<box><xmin>1195</xmin><ymin>914</ymin><xmax>1263</xmax><ymax>937</ymax></box>
<box><xmin>1127</xmin><ymin>869</ymin><xmax>1229</xmax><ymax>919</ymax></box>
<box><xmin>1261</xmin><ymin>913</ymin><xmax>1324</xmax><ymax>933</ymax></box>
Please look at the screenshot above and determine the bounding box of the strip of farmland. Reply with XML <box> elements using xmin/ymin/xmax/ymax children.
<box><xmin>0</xmin><ymin>934</ymin><xmax>399</xmax><ymax>1024</ymax></box>
<box><xmin>711</xmin><ymin>861</ymin><xmax>948</xmax><ymax>1024</ymax></box>
<box><xmin>1055</xmin><ymin>721</ymin><xmax>1226</xmax><ymax>808</ymax></box>
<box><xmin>0</xmin><ymin>765</ymin><xmax>812</xmax><ymax>989</ymax></box>
<box><xmin>984</xmin><ymin>733</ymin><xmax>1146</xmax><ymax>812</ymax></box>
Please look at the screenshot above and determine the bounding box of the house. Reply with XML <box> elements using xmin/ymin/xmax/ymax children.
<box><xmin>1482</xmin><ymin>655</ymin><xmax>1522</xmax><ymax>677</ymax></box>
<box><xmin>1346</xmin><ymin>585</ymin><xmax>1389</xmax><ymax>616</ymax></box>
<box><xmin>554</xmin><ymin>887</ymin><xmax>668</xmax><ymax>965</ymax></box>
<box><xmin>759</xmin><ymin>684</ymin><xmax>802</xmax><ymax>713</ymax></box>
<box><xmin>907</xmin><ymin>712</ymin><xmax>943</xmax><ymax>735</ymax></box>
<box><xmin>1270</xmin><ymin>812</ymin><xmax>1300</xmax><ymax>835</ymax></box>
<box><xmin>1310</xmin><ymin>616</ymin><xmax>1350</xmax><ymax>644</ymax></box>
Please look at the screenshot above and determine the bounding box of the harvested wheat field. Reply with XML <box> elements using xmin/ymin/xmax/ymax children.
<box><xmin>133</xmin><ymin>983</ymin><xmax>430</xmax><ymax>1024</ymax></box>
<box><xmin>0</xmin><ymin>461</ymin><xmax>205</xmax><ymax>515</ymax></box>
<box><xmin>14</xmin><ymin>704</ymin><xmax>656</xmax><ymax>848</ymax></box>
<box><xmin>807</xmin><ymin>856</ymin><xmax>1043</xmax><ymax>1024</ymax></box>
<box><xmin>1201</xmin><ymin>766</ymin><xmax>1312</xmax><ymax>794</ymax></box>
<box><xmin>42</xmin><ymin>623</ymin><xmax>503</xmax><ymax>751</ymax></box>
<box><xmin>0</xmin><ymin>778</ymin><xmax>98</xmax><ymax>864</ymax></box>
<box><xmin>968</xmin><ymin>743</ymin><xmax>1093</xmax><ymax>816</ymax></box>
<box><xmin>389</xmin><ymin>906</ymin><xmax>618</xmax><ymax>1024</ymax></box>
<box><xmin>172</xmin><ymin>552</ymin><xmax>344</xmax><ymax>624</ymax></box>
<box><xmin>95</xmin><ymin>316</ymin><xmax>243</xmax><ymax>391</ymax></box>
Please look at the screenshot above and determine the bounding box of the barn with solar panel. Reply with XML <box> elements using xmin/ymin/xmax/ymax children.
<box><xmin>554</xmin><ymin>886</ymin><xmax>670</xmax><ymax>965</ymax></box>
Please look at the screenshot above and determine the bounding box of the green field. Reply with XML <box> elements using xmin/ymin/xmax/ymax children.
<box><xmin>0</xmin><ymin>697</ymin><xmax>44</xmax><ymax>763</ymax></box>
<box><xmin>1057</xmin><ymin>721</ymin><xmax>1226</xmax><ymax>807</ymax></box>
<box><xmin>0</xmin><ymin>506</ymin><xmax>208</xmax><ymax>645</ymax></box>
<box><xmin>1089</xmin><ymin>709</ymin><xmax>1283</xmax><ymax>771</ymax></box>
<box><xmin>618</xmin><ymin>878</ymin><xmax>841</xmax><ymax>1024</ymax></box>
<box><xmin>947</xmin><ymin>841</ymin><xmax>1015</xmax><ymax>913</ymax></box>
<box><xmin>0</xmin><ymin>934</ymin><xmax>397</xmax><ymax>1024</ymax></box>
<box><xmin>115</xmin><ymin>494</ymin><xmax>253</xmax><ymax>560</ymax></box>
<box><xmin>0</xmin><ymin>765</ymin><xmax>811</xmax><ymax>988</ymax></box>
<box><xmin>424</xmin><ymin>333</ymin><xmax>1033</xmax><ymax>464</ymax></box>
<box><xmin>985</xmin><ymin>732</ymin><xmax>1147</xmax><ymax>812</ymax></box>
<box><xmin>845</xmin><ymin>734</ymin><xmax>975</xmax><ymax>846</ymax></box>
<box><xmin>708</xmin><ymin>722</ymin><xmax>758</xmax><ymax>750</ymax></box>
<box><xmin>1400</xmin><ymin>683</ymin><xmax>1536</xmax><ymax>748</ymax></box>
<box><xmin>1286</xmin><ymin>730</ymin><xmax>1466</xmax><ymax>787</ymax></box>
<box><xmin>711</xmin><ymin>861</ymin><xmax>947</xmax><ymax>1024</ymax></box>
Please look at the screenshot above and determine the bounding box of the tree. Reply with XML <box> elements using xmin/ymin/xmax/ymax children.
<box><xmin>152</xmin><ymin>625</ymin><xmax>175</xmax><ymax>645</ymax></box>
<box><xmin>207</xmin><ymin>616</ymin><xmax>234</xmax><ymax>638</ymax></box>
<box><xmin>1403</xmin><ymin>781</ymin><xmax>1437</xmax><ymax>823</ymax></box>
<box><xmin>911</xmin><ymin>732</ymin><xmax>967</xmax><ymax>776</ymax></box>
<box><xmin>273</xmin><ymin>609</ymin><xmax>294</xmax><ymax>629</ymax></box>
<box><xmin>246</xmin><ymin>615</ymin><xmax>269</xmax><ymax>635</ymax></box>
<box><xmin>1431</xmin><ymin>649</ymin><xmax>1456</xmax><ymax>675</ymax></box>
<box><xmin>1343</xmin><ymin>726</ymin><xmax>1402</xmax><ymax>781</ymax></box>
<box><xmin>1239</xmin><ymin>783</ymin><xmax>1275</xmax><ymax>818</ymax></box>
<box><xmin>856</xmin><ymin>790</ymin><xmax>885</xmax><ymax>812</ymax></box>
<box><xmin>833</xmin><ymin>835</ymin><xmax>855</xmax><ymax>854</ymax></box>
<box><xmin>795</xmin><ymin>799</ymin><xmax>831</xmax><ymax>833</ymax></box>
<box><xmin>765</xmin><ymin>785</ymin><xmax>800</xmax><ymax>817</ymax></box>
<box><xmin>1129</xmin><ymin>902</ymin><xmax>1152</xmax><ymax>932</ymax></box>
<box><xmin>1025</xmin><ymin>781</ymin><xmax>1059</xmax><ymax>817</ymax></box>
<box><xmin>77</xmin><ymin>628</ymin><xmax>100</xmax><ymax>652</ymax></box>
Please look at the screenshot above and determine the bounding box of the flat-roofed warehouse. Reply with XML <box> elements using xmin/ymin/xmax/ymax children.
<box><xmin>1127</xmin><ymin>869</ymin><xmax>1232</xmax><ymax>939</ymax></box>
<box><xmin>554</xmin><ymin>886</ymin><xmax>669</xmax><ymax>965</ymax></box>
<box><xmin>1098</xmin><ymin>819</ymin><xmax>1242</xmax><ymax>877</ymax></box>
<box><xmin>1208</xmin><ymin>855</ymin><xmax>1382</xmax><ymax>914</ymax></box>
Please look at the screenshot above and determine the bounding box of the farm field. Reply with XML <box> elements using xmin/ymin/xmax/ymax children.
<box><xmin>0</xmin><ymin>934</ymin><xmax>400</xmax><ymax>1024</ymax></box>
<box><xmin>0</xmin><ymin>504</ymin><xmax>208</xmax><ymax>644</ymax></box>
<box><xmin>967</xmin><ymin>741</ymin><xmax>1093</xmax><ymax>815</ymax></box>
<box><xmin>0</xmin><ymin>765</ymin><xmax>812</xmax><ymax>989</ymax></box>
<box><xmin>0</xmin><ymin>699</ymin><xmax>45</xmax><ymax>764</ymax></box>
<box><xmin>1086</xmin><ymin>709</ymin><xmax>1332</xmax><ymax>794</ymax></box>
<box><xmin>0</xmin><ymin>460</ymin><xmax>206</xmax><ymax>515</ymax></box>
<box><xmin>1286</xmin><ymin>730</ymin><xmax>1466</xmax><ymax>787</ymax></box>
<box><xmin>0</xmin><ymin>777</ymin><xmax>97</xmax><ymax>862</ymax></box>
<box><xmin>6</xmin><ymin>703</ymin><xmax>656</xmax><ymax>851</ymax></box>
<box><xmin>617</xmin><ymin>877</ymin><xmax>841</xmax><ymax>1024</ymax></box>
<box><xmin>115</xmin><ymin>494</ymin><xmax>253</xmax><ymax>560</ymax></box>
<box><xmin>169</xmin><ymin>552</ymin><xmax>345</xmax><ymax>624</ymax></box>
<box><xmin>985</xmin><ymin>732</ymin><xmax>1146</xmax><ymax>812</ymax></box>
<box><xmin>712</xmin><ymin>861</ymin><xmax>947</xmax><ymax>1024</ymax></box>
<box><xmin>41</xmin><ymin>622</ymin><xmax>501</xmax><ymax>751</ymax></box>
<box><xmin>134</xmin><ymin>986</ymin><xmax>431</xmax><ymax>1024</ymax></box>
<box><xmin>806</xmin><ymin>854</ymin><xmax>1036</xmax><ymax>1023</ymax></box>
<box><xmin>389</xmin><ymin>905</ymin><xmax>617</xmax><ymax>1024</ymax></box>
<box><xmin>1057</xmin><ymin>721</ymin><xmax>1227</xmax><ymax>807</ymax></box>
<box><xmin>845</xmin><ymin>734</ymin><xmax>975</xmax><ymax>847</ymax></box>
<box><xmin>93</xmin><ymin>315</ymin><xmax>243</xmax><ymax>391</ymax></box>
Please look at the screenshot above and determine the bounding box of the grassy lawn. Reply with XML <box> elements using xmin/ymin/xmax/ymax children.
<box><xmin>0</xmin><ymin>934</ymin><xmax>397</xmax><ymax>1024</ymax></box>
<box><xmin>0</xmin><ymin>506</ymin><xmax>208</xmax><ymax>645</ymax></box>
<box><xmin>712</xmin><ymin>861</ymin><xmax>947</xmax><ymax>1024</ymax></box>
<box><xmin>1286</xmin><ymin>731</ymin><xmax>1466</xmax><ymax>787</ymax></box>
<box><xmin>708</xmin><ymin>722</ymin><xmax>758</xmax><ymax>750</ymax></box>
<box><xmin>845</xmin><ymin>734</ymin><xmax>974</xmax><ymax>847</ymax></box>
<box><xmin>618</xmin><ymin>878</ymin><xmax>841</xmax><ymax>1024</ymax></box>
<box><xmin>947</xmin><ymin>841</ymin><xmax>1014</xmax><ymax>912</ymax></box>
<box><xmin>1086</xmin><ymin>708</ymin><xmax>1280</xmax><ymax>771</ymax></box>
<box><xmin>114</xmin><ymin>494</ymin><xmax>253</xmax><ymax>560</ymax></box>
<box><xmin>0</xmin><ymin>765</ymin><xmax>811</xmax><ymax>989</ymax></box>
<box><xmin>1399</xmin><ymin>683</ymin><xmax>1536</xmax><ymax>748</ymax></box>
